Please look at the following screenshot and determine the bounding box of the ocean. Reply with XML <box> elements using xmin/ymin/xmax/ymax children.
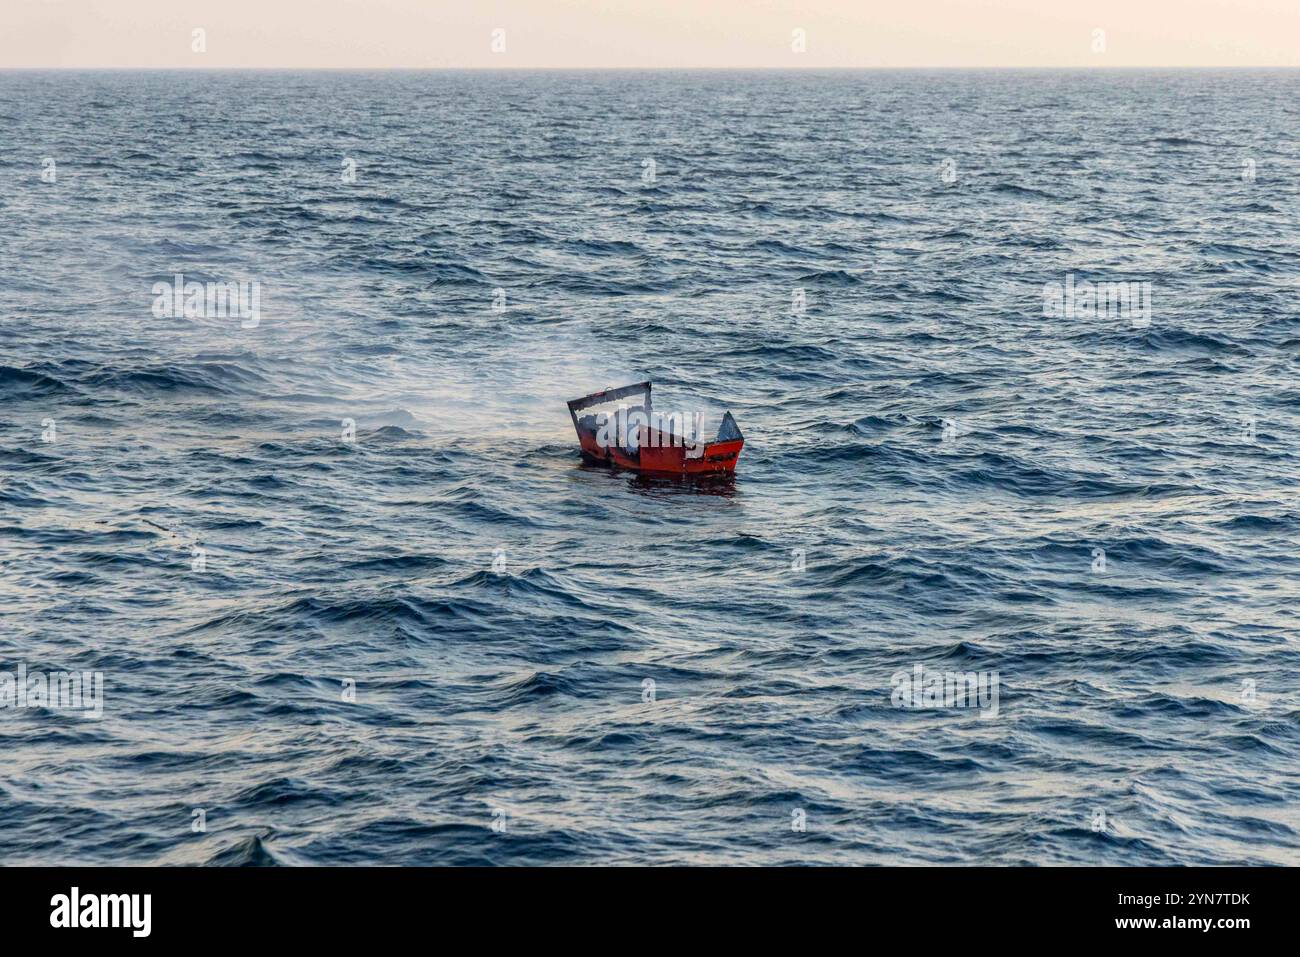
<box><xmin>1</xmin><ymin>68</ymin><xmax>1298</xmax><ymax>865</ymax></box>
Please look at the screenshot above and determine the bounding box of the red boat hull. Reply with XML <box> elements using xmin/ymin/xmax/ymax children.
<box><xmin>567</xmin><ymin>381</ymin><xmax>744</xmax><ymax>478</ymax></box>
<box><xmin>575</xmin><ymin>424</ymin><xmax>742</xmax><ymax>476</ymax></box>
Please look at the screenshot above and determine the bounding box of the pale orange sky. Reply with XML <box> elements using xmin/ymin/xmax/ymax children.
<box><xmin>2</xmin><ymin>0</ymin><xmax>1298</xmax><ymax>69</ymax></box>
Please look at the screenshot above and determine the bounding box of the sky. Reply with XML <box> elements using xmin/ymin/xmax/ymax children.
<box><xmin>2</xmin><ymin>0</ymin><xmax>1298</xmax><ymax>69</ymax></box>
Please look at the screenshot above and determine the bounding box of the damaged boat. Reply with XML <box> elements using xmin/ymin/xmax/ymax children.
<box><xmin>566</xmin><ymin>381</ymin><xmax>744</xmax><ymax>477</ymax></box>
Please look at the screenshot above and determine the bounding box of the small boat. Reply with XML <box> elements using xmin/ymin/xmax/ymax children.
<box><xmin>567</xmin><ymin>381</ymin><xmax>744</xmax><ymax>477</ymax></box>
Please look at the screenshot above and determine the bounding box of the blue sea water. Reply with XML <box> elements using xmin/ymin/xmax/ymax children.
<box><xmin>1</xmin><ymin>69</ymin><xmax>1298</xmax><ymax>866</ymax></box>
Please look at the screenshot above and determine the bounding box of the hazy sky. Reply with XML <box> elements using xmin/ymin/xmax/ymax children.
<box><xmin>3</xmin><ymin>0</ymin><xmax>1298</xmax><ymax>69</ymax></box>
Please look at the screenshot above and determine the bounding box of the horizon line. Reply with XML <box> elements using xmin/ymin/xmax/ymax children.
<box><xmin>4</xmin><ymin>64</ymin><xmax>1299</xmax><ymax>71</ymax></box>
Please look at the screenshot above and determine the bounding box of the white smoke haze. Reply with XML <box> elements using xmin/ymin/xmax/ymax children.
<box><xmin>370</xmin><ymin>318</ymin><xmax>643</xmax><ymax>449</ymax></box>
